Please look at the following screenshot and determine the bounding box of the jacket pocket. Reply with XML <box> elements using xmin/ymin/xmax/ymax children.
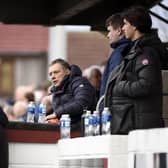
<box><xmin>111</xmin><ymin>103</ymin><xmax>134</xmax><ymax>134</ymax></box>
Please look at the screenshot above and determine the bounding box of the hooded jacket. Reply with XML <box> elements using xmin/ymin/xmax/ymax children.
<box><xmin>100</xmin><ymin>38</ymin><xmax>131</xmax><ymax>96</ymax></box>
<box><xmin>138</xmin><ymin>29</ymin><xmax>168</xmax><ymax>69</ymax></box>
<box><xmin>51</xmin><ymin>65</ymin><xmax>96</xmax><ymax>123</ymax></box>
<box><xmin>104</xmin><ymin>31</ymin><xmax>165</xmax><ymax>134</ymax></box>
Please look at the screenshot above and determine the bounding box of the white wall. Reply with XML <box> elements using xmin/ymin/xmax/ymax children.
<box><xmin>9</xmin><ymin>143</ymin><xmax>59</xmax><ymax>168</ymax></box>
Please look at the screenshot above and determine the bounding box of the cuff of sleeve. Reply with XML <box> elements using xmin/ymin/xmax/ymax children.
<box><xmin>55</xmin><ymin>106</ymin><xmax>64</xmax><ymax>119</ymax></box>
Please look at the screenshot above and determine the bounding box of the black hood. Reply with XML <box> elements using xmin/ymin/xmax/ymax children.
<box><xmin>139</xmin><ymin>29</ymin><xmax>168</xmax><ymax>69</ymax></box>
<box><xmin>69</xmin><ymin>65</ymin><xmax>82</xmax><ymax>79</ymax></box>
<box><xmin>0</xmin><ymin>107</ymin><xmax>8</xmax><ymax>128</ymax></box>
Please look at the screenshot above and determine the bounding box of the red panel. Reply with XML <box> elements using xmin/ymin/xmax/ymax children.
<box><xmin>8</xmin><ymin>129</ymin><xmax>60</xmax><ymax>143</ymax></box>
<box><xmin>8</xmin><ymin>129</ymin><xmax>81</xmax><ymax>143</ymax></box>
<box><xmin>104</xmin><ymin>158</ymin><xmax>108</xmax><ymax>168</ymax></box>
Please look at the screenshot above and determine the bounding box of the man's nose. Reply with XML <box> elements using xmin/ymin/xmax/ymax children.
<box><xmin>51</xmin><ymin>75</ymin><xmax>55</xmax><ymax>79</ymax></box>
<box><xmin>50</xmin><ymin>73</ymin><xmax>55</xmax><ymax>79</ymax></box>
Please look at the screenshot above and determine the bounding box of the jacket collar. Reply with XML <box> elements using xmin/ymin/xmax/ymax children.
<box><xmin>50</xmin><ymin>75</ymin><xmax>69</xmax><ymax>94</ymax></box>
<box><xmin>110</xmin><ymin>37</ymin><xmax>130</xmax><ymax>49</ymax></box>
<box><xmin>124</xmin><ymin>39</ymin><xmax>142</xmax><ymax>60</ymax></box>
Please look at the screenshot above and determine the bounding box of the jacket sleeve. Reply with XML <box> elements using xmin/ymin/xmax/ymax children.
<box><xmin>0</xmin><ymin>107</ymin><xmax>8</xmax><ymax>128</ymax></box>
<box><xmin>55</xmin><ymin>77</ymin><xmax>96</xmax><ymax>118</ymax></box>
<box><xmin>113</xmin><ymin>50</ymin><xmax>162</xmax><ymax>98</ymax></box>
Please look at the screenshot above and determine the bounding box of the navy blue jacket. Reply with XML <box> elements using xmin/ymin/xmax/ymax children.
<box><xmin>51</xmin><ymin>65</ymin><xmax>97</xmax><ymax>123</ymax></box>
<box><xmin>100</xmin><ymin>38</ymin><xmax>131</xmax><ymax>96</ymax></box>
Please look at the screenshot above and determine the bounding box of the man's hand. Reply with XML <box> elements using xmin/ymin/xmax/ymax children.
<box><xmin>45</xmin><ymin>113</ymin><xmax>60</xmax><ymax>125</ymax></box>
<box><xmin>45</xmin><ymin>113</ymin><xmax>57</xmax><ymax>121</ymax></box>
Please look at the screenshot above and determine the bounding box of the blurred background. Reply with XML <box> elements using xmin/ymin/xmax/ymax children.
<box><xmin>0</xmin><ymin>0</ymin><xmax>167</xmax><ymax>102</ymax></box>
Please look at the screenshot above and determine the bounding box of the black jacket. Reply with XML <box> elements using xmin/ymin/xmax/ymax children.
<box><xmin>0</xmin><ymin>107</ymin><xmax>8</xmax><ymax>128</ymax></box>
<box><xmin>51</xmin><ymin>65</ymin><xmax>97</xmax><ymax>123</ymax></box>
<box><xmin>0</xmin><ymin>107</ymin><xmax>8</xmax><ymax>168</ymax></box>
<box><xmin>105</xmin><ymin>31</ymin><xmax>165</xmax><ymax>134</ymax></box>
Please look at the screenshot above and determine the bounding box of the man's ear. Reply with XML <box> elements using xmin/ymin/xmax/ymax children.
<box><xmin>117</xmin><ymin>27</ymin><xmax>123</xmax><ymax>36</ymax></box>
<box><xmin>65</xmin><ymin>69</ymin><xmax>70</xmax><ymax>75</ymax></box>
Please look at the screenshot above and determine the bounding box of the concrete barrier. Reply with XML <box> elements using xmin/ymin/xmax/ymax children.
<box><xmin>128</xmin><ymin>128</ymin><xmax>168</xmax><ymax>168</ymax></box>
<box><xmin>58</xmin><ymin>135</ymin><xmax>128</xmax><ymax>168</ymax></box>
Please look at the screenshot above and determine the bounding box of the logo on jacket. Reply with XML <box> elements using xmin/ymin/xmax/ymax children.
<box><xmin>79</xmin><ymin>84</ymin><xmax>84</xmax><ymax>88</ymax></box>
<box><xmin>142</xmin><ymin>59</ymin><xmax>149</xmax><ymax>65</ymax></box>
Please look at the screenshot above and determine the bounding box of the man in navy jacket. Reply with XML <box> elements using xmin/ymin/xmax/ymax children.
<box><xmin>100</xmin><ymin>13</ymin><xmax>131</xmax><ymax>97</ymax></box>
<box><xmin>45</xmin><ymin>59</ymin><xmax>96</xmax><ymax>124</ymax></box>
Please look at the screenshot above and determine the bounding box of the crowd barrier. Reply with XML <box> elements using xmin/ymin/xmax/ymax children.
<box><xmin>8</xmin><ymin>122</ymin><xmax>168</xmax><ymax>168</ymax></box>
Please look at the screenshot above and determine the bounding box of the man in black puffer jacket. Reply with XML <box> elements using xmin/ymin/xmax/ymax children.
<box><xmin>45</xmin><ymin>59</ymin><xmax>97</xmax><ymax>124</ymax></box>
<box><xmin>104</xmin><ymin>6</ymin><xmax>166</xmax><ymax>134</ymax></box>
<box><xmin>0</xmin><ymin>107</ymin><xmax>8</xmax><ymax>168</ymax></box>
